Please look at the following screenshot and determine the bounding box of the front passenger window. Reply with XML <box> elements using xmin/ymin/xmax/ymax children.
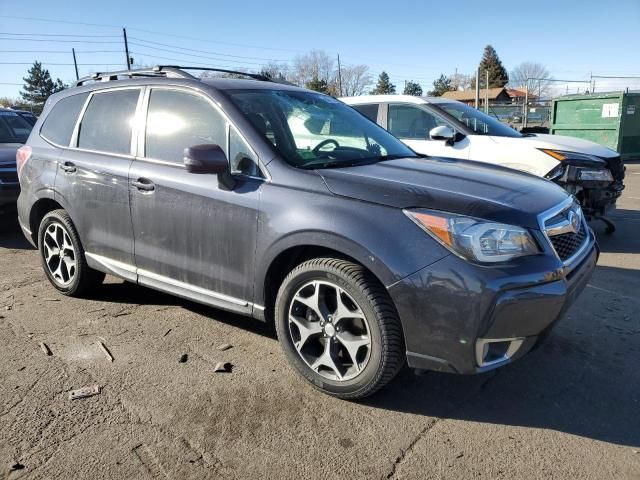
<box><xmin>388</xmin><ymin>104</ymin><xmax>447</xmax><ymax>140</ymax></box>
<box><xmin>145</xmin><ymin>89</ymin><xmax>226</xmax><ymax>164</ymax></box>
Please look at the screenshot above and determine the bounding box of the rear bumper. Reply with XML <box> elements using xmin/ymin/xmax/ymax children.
<box><xmin>389</xmin><ymin>233</ymin><xmax>598</xmax><ymax>374</ymax></box>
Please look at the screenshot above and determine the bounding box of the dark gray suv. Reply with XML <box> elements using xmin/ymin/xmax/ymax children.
<box><xmin>17</xmin><ymin>66</ymin><xmax>597</xmax><ymax>398</ymax></box>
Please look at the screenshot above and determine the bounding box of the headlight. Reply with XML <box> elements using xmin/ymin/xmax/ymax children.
<box><xmin>576</xmin><ymin>168</ymin><xmax>613</xmax><ymax>182</ymax></box>
<box><xmin>404</xmin><ymin>209</ymin><xmax>540</xmax><ymax>263</ymax></box>
<box><xmin>539</xmin><ymin>149</ymin><xmax>598</xmax><ymax>162</ymax></box>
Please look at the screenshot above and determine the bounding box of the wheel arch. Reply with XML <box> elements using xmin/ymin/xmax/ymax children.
<box><xmin>28</xmin><ymin>196</ymin><xmax>65</xmax><ymax>247</ymax></box>
<box><xmin>258</xmin><ymin>232</ymin><xmax>397</xmax><ymax>323</ymax></box>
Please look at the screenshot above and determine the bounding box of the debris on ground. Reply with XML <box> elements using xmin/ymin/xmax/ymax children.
<box><xmin>213</xmin><ymin>362</ymin><xmax>232</xmax><ymax>373</ymax></box>
<box><xmin>43</xmin><ymin>298</ymin><xmax>60</xmax><ymax>302</ymax></box>
<box><xmin>179</xmin><ymin>353</ymin><xmax>188</xmax><ymax>363</ymax></box>
<box><xmin>87</xmin><ymin>307</ymin><xmax>105</xmax><ymax>314</ymax></box>
<box><xmin>10</xmin><ymin>462</ymin><xmax>25</xmax><ymax>471</ymax></box>
<box><xmin>96</xmin><ymin>341</ymin><xmax>114</xmax><ymax>362</ymax></box>
<box><xmin>4</xmin><ymin>305</ymin><xmax>11</xmax><ymax>311</ymax></box>
<box><xmin>163</xmin><ymin>328</ymin><xmax>172</xmax><ymax>337</ymax></box>
<box><xmin>39</xmin><ymin>342</ymin><xmax>52</xmax><ymax>356</ymax></box>
<box><xmin>69</xmin><ymin>385</ymin><xmax>101</xmax><ymax>400</ymax></box>
<box><xmin>216</xmin><ymin>343</ymin><xmax>233</xmax><ymax>351</ymax></box>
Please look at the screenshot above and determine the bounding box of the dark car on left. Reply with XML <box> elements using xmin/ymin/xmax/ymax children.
<box><xmin>0</xmin><ymin>109</ymin><xmax>33</xmax><ymax>215</ymax></box>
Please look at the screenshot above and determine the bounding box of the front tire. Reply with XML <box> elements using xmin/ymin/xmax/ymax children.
<box><xmin>275</xmin><ymin>258</ymin><xmax>405</xmax><ymax>399</ymax></box>
<box><xmin>38</xmin><ymin>209</ymin><xmax>105</xmax><ymax>296</ymax></box>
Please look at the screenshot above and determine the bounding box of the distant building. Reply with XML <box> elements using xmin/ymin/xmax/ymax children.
<box><xmin>442</xmin><ymin>87</ymin><xmax>535</xmax><ymax>105</ymax></box>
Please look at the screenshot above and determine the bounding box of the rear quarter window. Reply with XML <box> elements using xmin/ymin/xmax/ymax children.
<box><xmin>40</xmin><ymin>92</ymin><xmax>89</xmax><ymax>146</ymax></box>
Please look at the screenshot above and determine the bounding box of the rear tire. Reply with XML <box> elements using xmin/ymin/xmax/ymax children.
<box><xmin>275</xmin><ymin>258</ymin><xmax>405</xmax><ymax>399</ymax></box>
<box><xmin>38</xmin><ymin>209</ymin><xmax>105</xmax><ymax>296</ymax></box>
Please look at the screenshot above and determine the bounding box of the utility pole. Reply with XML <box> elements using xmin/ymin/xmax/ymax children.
<box><xmin>523</xmin><ymin>78</ymin><xmax>529</xmax><ymax>129</ymax></box>
<box><xmin>485</xmin><ymin>70</ymin><xmax>489</xmax><ymax>114</ymax></box>
<box><xmin>474</xmin><ymin>68</ymin><xmax>480</xmax><ymax>109</ymax></box>
<box><xmin>336</xmin><ymin>54</ymin><xmax>343</xmax><ymax>96</ymax></box>
<box><xmin>72</xmin><ymin>48</ymin><xmax>79</xmax><ymax>80</ymax></box>
<box><xmin>123</xmin><ymin>28</ymin><xmax>131</xmax><ymax>70</ymax></box>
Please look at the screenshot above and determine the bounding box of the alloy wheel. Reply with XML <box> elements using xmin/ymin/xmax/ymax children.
<box><xmin>288</xmin><ymin>280</ymin><xmax>372</xmax><ymax>381</ymax></box>
<box><xmin>42</xmin><ymin>222</ymin><xmax>77</xmax><ymax>287</ymax></box>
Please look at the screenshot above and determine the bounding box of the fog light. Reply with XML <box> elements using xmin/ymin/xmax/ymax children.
<box><xmin>475</xmin><ymin>337</ymin><xmax>525</xmax><ymax>367</ymax></box>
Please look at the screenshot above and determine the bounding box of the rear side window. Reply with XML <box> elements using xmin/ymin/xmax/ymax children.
<box><xmin>40</xmin><ymin>92</ymin><xmax>89</xmax><ymax>146</ymax></box>
<box><xmin>145</xmin><ymin>89</ymin><xmax>226</xmax><ymax>164</ymax></box>
<box><xmin>78</xmin><ymin>89</ymin><xmax>140</xmax><ymax>155</ymax></box>
<box><xmin>352</xmin><ymin>103</ymin><xmax>379</xmax><ymax>122</ymax></box>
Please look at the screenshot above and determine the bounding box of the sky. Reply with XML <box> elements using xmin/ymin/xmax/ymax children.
<box><xmin>1</xmin><ymin>0</ymin><xmax>640</xmax><ymax>100</ymax></box>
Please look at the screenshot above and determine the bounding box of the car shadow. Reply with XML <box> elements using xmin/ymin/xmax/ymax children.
<box><xmin>0</xmin><ymin>214</ymin><xmax>33</xmax><ymax>250</ymax></box>
<box><xmin>85</xmin><ymin>280</ymin><xmax>276</xmax><ymax>339</ymax></box>
<box><xmin>590</xmin><ymin>208</ymin><xmax>640</xmax><ymax>254</ymax></box>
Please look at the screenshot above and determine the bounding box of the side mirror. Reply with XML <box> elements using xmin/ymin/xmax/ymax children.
<box><xmin>429</xmin><ymin>126</ymin><xmax>456</xmax><ymax>145</ymax></box>
<box><xmin>184</xmin><ymin>144</ymin><xmax>236</xmax><ymax>190</ymax></box>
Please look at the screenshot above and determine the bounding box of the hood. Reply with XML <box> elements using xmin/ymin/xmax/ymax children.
<box><xmin>492</xmin><ymin>133</ymin><xmax>618</xmax><ymax>158</ymax></box>
<box><xmin>318</xmin><ymin>157</ymin><xmax>570</xmax><ymax>230</ymax></box>
<box><xmin>0</xmin><ymin>144</ymin><xmax>20</xmax><ymax>167</ymax></box>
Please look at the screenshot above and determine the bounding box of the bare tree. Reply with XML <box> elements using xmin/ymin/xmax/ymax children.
<box><xmin>260</xmin><ymin>62</ymin><xmax>289</xmax><ymax>81</ymax></box>
<box><xmin>290</xmin><ymin>50</ymin><xmax>335</xmax><ymax>88</ymax></box>
<box><xmin>510</xmin><ymin>62</ymin><xmax>553</xmax><ymax>99</ymax></box>
<box><xmin>450</xmin><ymin>72</ymin><xmax>473</xmax><ymax>91</ymax></box>
<box><xmin>339</xmin><ymin>64</ymin><xmax>372</xmax><ymax>96</ymax></box>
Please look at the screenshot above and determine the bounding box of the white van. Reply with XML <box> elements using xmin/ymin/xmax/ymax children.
<box><xmin>341</xmin><ymin>95</ymin><xmax>624</xmax><ymax>232</ymax></box>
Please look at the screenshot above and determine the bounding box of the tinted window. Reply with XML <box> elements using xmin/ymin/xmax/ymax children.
<box><xmin>229</xmin><ymin>127</ymin><xmax>260</xmax><ymax>177</ymax></box>
<box><xmin>388</xmin><ymin>104</ymin><xmax>448</xmax><ymax>139</ymax></box>
<box><xmin>437</xmin><ymin>102</ymin><xmax>522</xmax><ymax>138</ymax></box>
<box><xmin>352</xmin><ymin>104</ymin><xmax>378</xmax><ymax>122</ymax></box>
<box><xmin>145</xmin><ymin>89</ymin><xmax>226</xmax><ymax>164</ymax></box>
<box><xmin>41</xmin><ymin>93</ymin><xmax>89</xmax><ymax>146</ymax></box>
<box><xmin>78</xmin><ymin>89</ymin><xmax>139</xmax><ymax>154</ymax></box>
<box><xmin>0</xmin><ymin>112</ymin><xmax>33</xmax><ymax>143</ymax></box>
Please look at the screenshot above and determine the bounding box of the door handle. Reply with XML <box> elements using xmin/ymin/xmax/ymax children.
<box><xmin>131</xmin><ymin>178</ymin><xmax>155</xmax><ymax>192</ymax></box>
<box><xmin>60</xmin><ymin>161</ymin><xmax>76</xmax><ymax>173</ymax></box>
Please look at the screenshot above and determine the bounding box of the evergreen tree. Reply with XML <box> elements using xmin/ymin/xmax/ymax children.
<box><xmin>477</xmin><ymin>45</ymin><xmax>509</xmax><ymax>88</ymax></box>
<box><xmin>305</xmin><ymin>77</ymin><xmax>329</xmax><ymax>94</ymax></box>
<box><xmin>20</xmin><ymin>62</ymin><xmax>66</xmax><ymax>114</ymax></box>
<box><xmin>427</xmin><ymin>74</ymin><xmax>454</xmax><ymax>96</ymax></box>
<box><xmin>403</xmin><ymin>81</ymin><xmax>423</xmax><ymax>96</ymax></box>
<box><xmin>370</xmin><ymin>71</ymin><xmax>396</xmax><ymax>94</ymax></box>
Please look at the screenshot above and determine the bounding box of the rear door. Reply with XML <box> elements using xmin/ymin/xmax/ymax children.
<box><xmin>128</xmin><ymin>86</ymin><xmax>262</xmax><ymax>311</ymax></box>
<box><xmin>55</xmin><ymin>87</ymin><xmax>141</xmax><ymax>276</ymax></box>
<box><xmin>387</xmin><ymin>103</ymin><xmax>471</xmax><ymax>159</ymax></box>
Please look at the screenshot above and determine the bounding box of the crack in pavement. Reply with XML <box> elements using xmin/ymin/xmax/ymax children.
<box><xmin>383</xmin><ymin>371</ymin><xmax>499</xmax><ymax>479</ymax></box>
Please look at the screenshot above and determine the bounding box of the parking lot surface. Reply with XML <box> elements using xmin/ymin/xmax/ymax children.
<box><xmin>1</xmin><ymin>165</ymin><xmax>639</xmax><ymax>480</ymax></box>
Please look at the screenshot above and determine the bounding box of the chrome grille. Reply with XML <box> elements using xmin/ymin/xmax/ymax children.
<box><xmin>549</xmin><ymin>221</ymin><xmax>587</xmax><ymax>261</ymax></box>
<box><xmin>544</xmin><ymin>202</ymin><xmax>588</xmax><ymax>262</ymax></box>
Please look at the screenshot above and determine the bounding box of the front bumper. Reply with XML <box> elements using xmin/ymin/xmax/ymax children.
<box><xmin>388</xmin><ymin>231</ymin><xmax>598</xmax><ymax>374</ymax></box>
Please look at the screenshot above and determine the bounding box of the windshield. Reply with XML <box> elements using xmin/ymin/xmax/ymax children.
<box><xmin>437</xmin><ymin>102</ymin><xmax>522</xmax><ymax>138</ymax></box>
<box><xmin>0</xmin><ymin>112</ymin><xmax>33</xmax><ymax>143</ymax></box>
<box><xmin>226</xmin><ymin>89</ymin><xmax>416</xmax><ymax>169</ymax></box>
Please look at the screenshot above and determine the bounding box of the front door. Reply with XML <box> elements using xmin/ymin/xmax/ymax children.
<box><xmin>128</xmin><ymin>87</ymin><xmax>262</xmax><ymax>310</ymax></box>
<box><xmin>386</xmin><ymin>103</ymin><xmax>471</xmax><ymax>159</ymax></box>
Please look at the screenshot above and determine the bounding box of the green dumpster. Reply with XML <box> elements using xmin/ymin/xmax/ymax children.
<box><xmin>550</xmin><ymin>91</ymin><xmax>640</xmax><ymax>161</ymax></box>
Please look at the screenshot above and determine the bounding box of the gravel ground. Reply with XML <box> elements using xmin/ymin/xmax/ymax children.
<box><xmin>1</xmin><ymin>165</ymin><xmax>639</xmax><ymax>480</ymax></box>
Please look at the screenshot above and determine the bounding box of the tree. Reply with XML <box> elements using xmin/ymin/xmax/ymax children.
<box><xmin>510</xmin><ymin>61</ymin><xmax>553</xmax><ymax>99</ymax></box>
<box><xmin>305</xmin><ymin>77</ymin><xmax>330</xmax><ymax>94</ymax></box>
<box><xmin>339</xmin><ymin>64</ymin><xmax>372</xmax><ymax>96</ymax></box>
<box><xmin>370</xmin><ymin>71</ymin><xmax>396</xmax><ymax>94</ymax></box>
<box><xmin>450</xmin><ymin>72</ymin><xmax>472</xmax><ymax>91</ymax></box>
<box><xmin>291</xmin><ymin>50</ymin><xmax>335</xmax><ymax>89</ymax></box>
<box><xmin>260</xmin><ymin>62</ymin><xmax>289</xmax><ymax>81</ymax></box>
<box><xmin>476</xmin><ymin>45</ymin><xmax>509</xmax><ymax>88</ymax></box>
<box><xmin>20</xmin><ymin>61</ymin><xmax>65</xmax><ymax>114</ymax></box>
<box><xmin>403</xmin><ymin>80</ymin><xmax>423</xmax><ymax>96</ymax></box>
<box><xmin>427</xmin><ymin>74</ymin><xmax>454</xmax><ymax>96</ymax></box>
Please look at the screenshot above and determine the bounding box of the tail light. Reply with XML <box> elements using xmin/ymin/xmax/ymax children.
<box><xmin>16</xmin><ymin>145</ymin><xmax>32</xmax><ymax>178</ymax></box>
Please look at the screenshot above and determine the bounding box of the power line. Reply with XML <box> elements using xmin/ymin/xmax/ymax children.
<box><xmin>129</xmin><ymin>36</ymin><xmax>288</xmax><ymax>62</ymax></box>
<box><xmin>0</xmin><ymin>32</ymin><xmax>120</xmax><ymax>38</ymax></box>
<box><xmin>0</xmin><ymin>50</ymin><xmax>123</xmax><ymax>54</ymax></box>
<box><xmin>129</xmin><ymin>52</ymin><xmax>269</xmax><ymax>71</ymax></box>
<box><xmin>0</xmin><ymin>62</ymin><xmax>123</xmax><ymax>66</ymax></box>
<box><xmin>129</xmin><ymin>42</ymin><xmax>288</xmax><ymax>67</ymax></box>
<box><xmin>0</xmin><ymin>36</ymin><xmax>122</xmax><ymax>44</ymax></box>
